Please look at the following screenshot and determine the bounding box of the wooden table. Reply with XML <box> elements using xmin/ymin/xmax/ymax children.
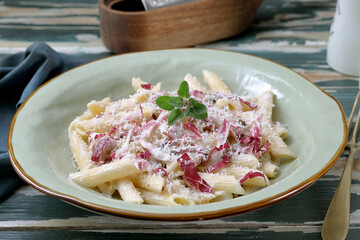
<box><xmin>1</xmin><ymin>0</ymin><xmax>359</xmax><ymax>239</ymax></box>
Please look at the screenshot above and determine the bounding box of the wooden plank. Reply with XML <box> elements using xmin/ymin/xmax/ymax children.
<box><xmin>0</xmin><ymin>0</ymin><xmax>99</xmax><ymax>45</ymax></box>
<box><xmin>1</xmin><ymin>168</ymin><xmax>359</xmax><ymax>225</ymax></box>
<box><xmin>0</xmin><ymin>230</ymin><xmax>345</xmax><ymax>240</ymax></box>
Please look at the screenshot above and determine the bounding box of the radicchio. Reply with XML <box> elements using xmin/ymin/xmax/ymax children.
<box><xmin>135</xmin><ymin>149</ymin><xmax>151</xmax><ymax>171</ymax></box>
<box><xmin>218</xmin><ymin>119</ymin><xmax>230</xmax><ymax>146</ymax></box>
<box><xmin>154</xmin><ymin>167</ymin><xmax>169</xmax><ymax>177</ymax></box>
<box><xmin>162</xmin><ymin>131</ymin><xmax>175</xmax><ymax>140</ymax></box>
<box><xmin>87</xmin><ymin>132</ymin><xmax>105</xmax><ymax>140</ymax></box>
<box><xmin>141</xmin><ymin>120</ymin><xmax>159</xmax><ymax>137</ymax></box>
<box><xmin>240</xmin><ymin>119</ymin><xmax>270</xmax><ymax>156</ymax></box>
<box><xmin>177</xmin><ymin>153</ymin><xmax>214</xmax><ymax>193</ymax></box>
<box><xmin>156</xmin><ymin>111</ymin><xmax>168</xmax><ymax>124</ymax></box>
<box><xmin>183</xmin><ymin>120</ymin><xmax>202</xmax><ymax>138</ymax></box>
<box><xmin>140</xmin><ymin>84</ymin><xmax>152</xmax><ymax>90</ymax></box>
<box><xmin>91</xmin><ymin>136</ymin><xmax>116</xmax><ymax>163</ymax></box>
<box><xmin>207</xmin><ymin>143</ymin><xmax>230</xmax><ymax>162</ymax></box>
<box><xmin>138</xmin><ymin>149</ymin><xmax>151</xmax><ymax>160</ymax></box>
<box><xmin>205</xmin><ymin>155</ymin><xmax>231</xmax><ymax>173</ymax></box>
<box><xmin>239</xmin><ymin>171</ymin><xmax>268</xmax><ymax>186</ymax></box>
<box><xmin>233</xmin><ymin>96</ymin><xmax>258</xmax><ymax>110</ymax></box>
<box><xmin>255</xmin><ymin>140</ymin><xmax>271</xmax><ymax>157</ymax></box>
<box><xmin>108</xmin><ymin>127</ymin><xmax>118</xmax><ymax>136</ymax></box>
<box><xmin>139</xmin><ymin>104</ymin><xmax>146</xmax><ymax>123</ymax></box>
<box><xmin>191</xmin><ymin>90</ymin><xmax>205</xmax><ymax>99</ymax></box>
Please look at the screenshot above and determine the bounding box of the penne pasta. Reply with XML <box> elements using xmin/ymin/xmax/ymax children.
<box><xmin>209</xmin><ymin>190</ymin><xmax>234</xmax><ymax>203</ymax></box>
<box><xmin>257</xmin><ymin>90</ymin><xmax>274</xmax><ymax>122</ymax></box>
<box><xmin>240</xmin><ymin>171</ymin><xmax>271</xmax><ymax>187</ymax></box>
<box><xmin>130</xmin><ymin>173</ymin><xmax>165</xmax><ymax>194</ymax></box>
<box><xmin>69</xmin><ymin>157</ymin><xmax>140</xmax><ymax>188</ymax></box>
<box><xmin>184</xmin><ymin>73</ymin><xmax>207</xmax><ymax>92</ymax></box>
<box><xmin>97</xmin><ymin>181</ymin><xmax>115</xmax><ymax>196</ymax></box>
<box><xmin>139</xmin><ymin>189</ymin><xmax>178</xmax><ymax>206</ymax></box>
<box><xmin>273</xmin><ymin>121</ymin><xmax>288</xmax><ymax>139</ymax></box>
<box><xmin>69</xmin><ymin>131</ymin><xmax>93</xmax><ymax>170</ymax></box>
<box><xmin>262</xmin><ymin>128</ymin><xmax>296</xmax><ymax>160</ymax></box>
<box><xmin>231</xmin><ymin>154</ymin><xmax>261</xmax><ymax>169</ymax></box>
<box><xmin>113</xmin><ymin>178</ymin><xmax>144</xmax><ymax>204</ymax></box>
<box><xmin>216</xmin><ymin>98</ymin><xmax>242</xmax><ymax>111</ymax></box>
<box><xmin>199</xmin><ymin>173</ymin><xmax>245</xmax><ymax>195</ymax></box>
<box><xmin>203</xmin><ymin>70</ymin><xmax>231</xmax><ymax>94</ymax></box>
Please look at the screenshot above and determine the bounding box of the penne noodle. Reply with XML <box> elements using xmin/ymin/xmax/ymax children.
<box><xmin>209</xmin><ymin>191</ymin><xmax>234</xmax><ymax>203</ymax></box>
<box><xmin>69</xmin><ymin>157</ymin><xmax>140</xmax><ymax>188</ymax></box>
<box><xmin>273</xmin><ymin>121</ymin><xmax>288</xmax><ymax>139</ymax></box>
<box><xmin>240</xmin><ymin>170</ymin><xmax>271</xmax><ymax>187</ymax></box>
<box><xmin>139</xmin><ymin>189</ymin><xmax>178</xmax><ymax>206</ymax></box>
<box><xmin>216</xmin><ymin>98</ymin><xmax>242</xmax><ymax>111</ymax></box>
<box><xmin>184</xmin><ymin>73</ymin><xmax>207</xmax><ymax>92</ymax></box>
<box><xmin>98</xmin><ymin>181</ymin><xmax>116</xmax><ymax>196</ymax></box>
<box><xmin>69</xmin><ymin>131</ymin><xmax>93</xmax><ymax>171</ymax></box>
<box><xmin>262</xmin><ymin>128</ymin><xmax>296</xmax><ymax>160</ymax></box>
<box><xmin>203</xmin><ymin>70</ymin><xmax>231</xmax><ymax>94</ymax></box>
<box><xmin>170</xmin><ymin>193</ymin><xmax>196</xmax><ymax>206</ymax></box>
<box><xmin>261</xmin><ymin>160</ymin><xmax>279</xmax><ymax>178</ymax></box>
<box><xmin>199</xmin><ymin>173</ymin><xmax>245</xmax><ymax>195</ymax></box>
<box><xmin>130</xmin><ymin>173</ymin><xmax>165</xmax><ymax>194</ymax></box>
<box><xmin>257</xmin><ymin>90</ymin><xmax>274</xmax><ymax>122</ymax></box>
<box><xmin>231</xmin><ymin>154</ymin><xmax>261</xmax><ymax>169</ymax></box>
<box><xmin>113</xmin><ymin>178</ymin><xmax>143</xmax><ymax>204</ymax></box>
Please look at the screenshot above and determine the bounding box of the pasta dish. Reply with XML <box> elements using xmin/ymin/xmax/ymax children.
<box><xmin>68</xmin><ymin>70</ymin><xmax>296</xmax><ymax>205</ymax></box>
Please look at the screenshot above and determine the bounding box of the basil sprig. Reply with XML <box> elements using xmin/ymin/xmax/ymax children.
<box><xmin>156</xmin><ymin>81</ymin><xmax>208</xmax><ymax>125</ymax></box>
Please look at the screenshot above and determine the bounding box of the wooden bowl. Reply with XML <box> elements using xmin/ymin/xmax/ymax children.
<box><xmin>99</xmin><ymin>0</ymin><xmax>263</xmax><ymax>53</ymax></box>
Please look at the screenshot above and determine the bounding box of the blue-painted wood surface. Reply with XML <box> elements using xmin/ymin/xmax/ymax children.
<box><xmin>1</xmin><ymin>0</ymin><xmax>359</xmax><ymax>239</ymax></box>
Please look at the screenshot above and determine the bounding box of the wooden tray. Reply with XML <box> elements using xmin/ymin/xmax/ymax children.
<box><xmin>99</xmin><ymin>0</ymin><xmax>263</xmax><ymax>53</ymax></box>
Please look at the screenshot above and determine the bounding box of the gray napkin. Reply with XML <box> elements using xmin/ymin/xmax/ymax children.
<box><xmin>0</xmin><ymin>42</ymin><xmax>86</xmax><ymax>200</ymax></box>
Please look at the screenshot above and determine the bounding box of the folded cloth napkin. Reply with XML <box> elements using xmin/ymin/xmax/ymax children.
<box><xmin>0</xmin><ymin>42</ymin><xmax>87</xmax><ymax>201</ymax></box>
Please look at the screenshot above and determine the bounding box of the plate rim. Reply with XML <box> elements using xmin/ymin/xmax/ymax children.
<box><xmin>8</xmin><ymin>48</ymin><xmax>348</xmax><ymax>221</ymax></box>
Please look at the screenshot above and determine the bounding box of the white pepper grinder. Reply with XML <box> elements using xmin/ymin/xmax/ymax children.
<box><xmin>327</xmin><ymin>0</ymin><xmax>360</xmax><ymax>77</ymax></box>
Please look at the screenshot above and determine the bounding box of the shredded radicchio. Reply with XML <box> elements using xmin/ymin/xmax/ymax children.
<box><xmin>135</xmin><ymin>149</ymin><xmax>151</xmax><ymax>171</ymax></box>
<box><xmin>90</xmin><ymin>135</ymin><xmax>116</xmax><ymax>164</ymax></box>
<box><xmin>141</xmin><ymin>120</ymin><xmax>159</xmax><ymax>137</ymax></box>
<box><xmin>232</xmin><ymin>95</ymin><xmax>258</xmax><ymax>110</ymax></box>
<box><xmin>207</xmin><ymin>143</ymin><xmax>230</xmax><ymax>162</ymax></box>
<box><xmin>239</xmin><ymin>171</ymin><xmax>268</xmax><ymax>186</ymax></box>
<box><xmin>140</xmin><ymin>84</ymin><xmax>152</xmax><ymax>90</ymax></box>
<box><xmin>205</xmin><ymin>155</ymin><xmax>232</xmax><ymax>173</ymax></box>
<box><xmin>154</xmin><ymin>167</ymin><xmax>169</xmax><ymax>177</ymax></box>
<box><xmin>139</xmin><ymin>104</ymin><xmax>146</xmax><ymax>123</ymax></box>
<box><xmin>255</xmin><ymin>140</ymin><xmax>271</xmax><ymax>157</ymax></box>
<box><xmin>191</xmin><ymin>90</ymin><xmax>205</xmax><ymax>99</ymax></box>
<box><xmin>240</xmin><ymin>120</ymin><xmax>271</xmax><ymax>156</ymax></box>
<box><xmin>218</xmin><ymin>119</ymin><xmax>230</xmax><ymax>146</ymax></box>
<box><xmin>177</xmin><ymin>153</ymin><xmax>214</xmax><ymax>193</ymax></box>
<box><xmin>183</xmin><ymin>120</ymin><xmax>202</xmax><ymax>138</ymax></box>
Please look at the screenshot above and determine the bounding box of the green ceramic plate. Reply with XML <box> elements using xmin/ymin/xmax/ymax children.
<box><xmin>8</xmin><ymin>49</ymin><xmax>347</xmax><ymax>220</ymax></box>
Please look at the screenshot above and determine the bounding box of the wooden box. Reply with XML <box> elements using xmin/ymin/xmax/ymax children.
<box><xmin>99</xmin><ymin>0</ymin><xmax>263</xmax><ymax>53</ymax></box>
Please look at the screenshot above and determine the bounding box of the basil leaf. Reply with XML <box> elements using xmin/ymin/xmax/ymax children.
<box><xmin>184</xmin><ymin>106</ymin><xmax>191</xmax><ymax>116</ymax></box>
<box><xmin>168</xmin><ymin>108</ymin><xmax>184</xmax><ymax>125</ymax></box>
<box><xmin>177</xmin><ymin>81</ymin><xmax>190</xmax><ymax>98</ymax></box>
<box><xmin>188</xmin><ymin>97</ymin><xmax>196</xmax><ymax>105</ymax></box>
<box><xmin>168</xmin><ymin>96</ymin><xmax>183</xmax><ymax>108</ymax></box>
<box><xmin>186</xmin><ymin>99</ymin><xmax>208</xmax><ymax>119</ymax></box>
<box><xmin>192</xmin><ymin>110</ymin><xmax>208</xmax><ymax>119</ymax></box>
<box><xmin>156</xmin><ymin>96</ymin><xmax>174</xmax><ymax>111</ymax></box>
<box><xmin>193</xmin><ymin>101</ymin><xmax>207</xmax><ymax>113</ymax></box>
